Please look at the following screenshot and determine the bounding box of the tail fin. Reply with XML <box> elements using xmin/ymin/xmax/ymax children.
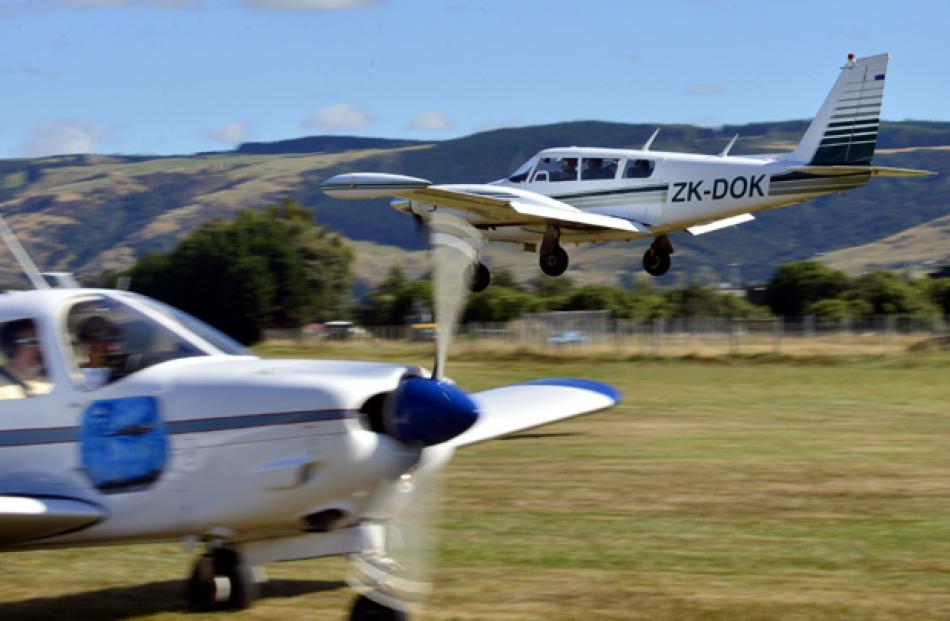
<box><xmin>785</xmin><ymin>53</ymin><xmax>889</xmax><ymax>166</ymax></box>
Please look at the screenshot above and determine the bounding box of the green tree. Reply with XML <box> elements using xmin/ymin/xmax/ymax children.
<box><xmin>128</xmin><ymin>200</ymin><xmax>352</xmax><ymax>344</ymax></box>
<box><xmin>766</xmin><ymin>260</ymin><xmax>850</xmax><ymax>317</ymax></box>
<box><xmin>845</xmin><ymin>270</ymin><xmax>940</xmax><ymax>318</ymax></box>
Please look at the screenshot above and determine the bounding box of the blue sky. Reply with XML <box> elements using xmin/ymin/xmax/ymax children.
<box><xmin>0</xmin><ymin>0</ymin><xmax>946</xmax><ymax>158</ymax></box>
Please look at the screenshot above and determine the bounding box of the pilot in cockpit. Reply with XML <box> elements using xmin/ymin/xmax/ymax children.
<box><xmin>558</xmin><ymin>157</ymin><xmax>578</xmax><ymax>181</ymax></box>
<box><xmin>77</xmin><ymin>315</ymin><xmax>124</xmax><ymax>390</ymax></box>
<box><xmin>0</xmin><ymin>319</ymin><xmax>52</xmax><ymax>399</ymax></box>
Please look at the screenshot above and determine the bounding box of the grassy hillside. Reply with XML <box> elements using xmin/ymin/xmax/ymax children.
<box><xmin>1</xmin><ymin>120</ymin><xmax>949</xmax><ymax>287</ymax></box>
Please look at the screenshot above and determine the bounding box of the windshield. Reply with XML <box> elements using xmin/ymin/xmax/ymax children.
<box><xmin>65</xmin><ymin>294</ymin><xmax>234</xmax><ymax>390</ymax></box>
<box><xmin>507</xmin><ymin>157</ymin><xmax>537</xmax><ymax>183</ymax></box>
<box><xmin>133</xmin><ymin>295</ymin><xmax>250</xmax><ymax>356</ymax></box>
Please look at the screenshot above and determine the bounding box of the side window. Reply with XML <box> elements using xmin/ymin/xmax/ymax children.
<box><xmin>0</xmin><ymin>318</ymin><xmax>53</xmax><ymax>400</ymax></box>
<box><xmin>624</xmin><ymin>159</ymin><xmax>656</xmax><ymax>179</ymax></box>
<box><xmin>533</xmin><ymin>157</ymin><xmax>578</xmax><ymax>182</ymax></box>
<box><xmin>582</xmin><ymin>158</ymin><xmax>620</xmax><ymax>180</ymax></box>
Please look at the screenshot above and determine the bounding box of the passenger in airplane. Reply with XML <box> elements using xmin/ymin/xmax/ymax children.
<box><xmin>557</xmin><ymin>157</ymin><xmax>577</xmax><ymax>181</ymax></box>
<box><xmin>0</xmin><ymin>319</ymin><xmax>52</xmax><ymax>399</ymax></box>
<box><xmin>77</xmin><ymin>315</ymin><xmax>124</xmax><ymax>390</ymax></box>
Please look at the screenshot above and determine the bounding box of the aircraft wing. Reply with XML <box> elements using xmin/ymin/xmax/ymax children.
<box><xmin>790</xmin><ymin>165</ymin><xmax>936</xmax><ymax>177</ymax></box>
<box><xmin>448</xmin><ymin>378</ymin><xmax>621</xmax><ymax>448</ymax></box>
<box><xmin>321</xmin><ymin>173</ymin><xmax>647</xmax><ymax>234</ymax></box>
<box><xmin>0</xmin><ymin>495</ymin><xmax>105</xmax><ymax>546</ymax></box>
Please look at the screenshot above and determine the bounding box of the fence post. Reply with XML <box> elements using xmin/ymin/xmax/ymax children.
<box><xmin>773</xmin><ymin>316</ymin><xmax>783</xmax><ymax>355</ymax></box>
<box><xmin>729</xmin><ymin>318</ymin><xmax>739</xmax><ymax>355</ymax></box>
<box><xmin>652</xmin><ymin>317</ymin><xmax>663</xmax><ymax>356</ymax></box>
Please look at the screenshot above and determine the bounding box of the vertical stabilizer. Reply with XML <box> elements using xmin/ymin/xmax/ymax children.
<box><xmin>785</xmin><ymin>53</ymin><xmax>889</xmax><ymax>165</ymax></box>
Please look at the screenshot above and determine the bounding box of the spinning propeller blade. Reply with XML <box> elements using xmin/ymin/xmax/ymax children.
<box><xmin>427</xmin><ymin>211</ymin><xmax>483</xmax><ymax>379</ymax></box>
<box><xmin>348</xmin><ymin>212</ymin><xmax>484</xmax><ymax>617</ymax></box>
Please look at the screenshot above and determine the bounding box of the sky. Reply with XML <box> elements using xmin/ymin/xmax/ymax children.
<box><xmin>0</xmin><ymin>0</ymin><xmax>947</xmax><ymax>159</ymax></box>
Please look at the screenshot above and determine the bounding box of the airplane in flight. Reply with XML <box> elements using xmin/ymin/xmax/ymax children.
<box><xmin>0</xmin><ymin>213</ymin><xmax>621</xmax><ymax>620</ymax></box>
<box><xmin>322</xmin><ymin>53</ymin><xmax>933</xmax><ymax>291</ymax></box>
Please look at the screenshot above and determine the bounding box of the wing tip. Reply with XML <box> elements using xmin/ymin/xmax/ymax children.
<box><xmin>516</xmin><ymin>378</ymin><xmax>623</xmax><ymax>404</ymax></box>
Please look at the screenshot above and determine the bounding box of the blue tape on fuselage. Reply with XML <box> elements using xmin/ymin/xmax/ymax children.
<box><xmin>80</xmin><ymin>396</ymin><xmax>168</xmax><ymax>493</ymax></box>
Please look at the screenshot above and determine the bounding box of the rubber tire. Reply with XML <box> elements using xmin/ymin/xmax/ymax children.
<box><xmin>350</xmin><ymin>593</ymin><xmax>410</xmax><ymax>621</ymax></box>
<box><xmin>539</xmin><ymin>246</ymin><xmax>569</xmax><ymax>276</ymax></box>
<box><xmin>642</xmin><ymin>248</ymin><xmax>671</xmax><ymax>277</ymax></box>
<box><xmin>186</xmin><ymin>549</ymin><xmax>258</xmax><ymax>612</ymax></box>
<box><xmin>466</xmin><ymin>262</ymin><xmax>492</xmax><ymax>292</ymax></box>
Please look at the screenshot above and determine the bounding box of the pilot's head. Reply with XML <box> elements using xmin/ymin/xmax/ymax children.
<box><xmin>1</xmin><ymin>319</ymin><xmax>41</xmax><ymax>377</ymax></box>
<box><xmin>562</xmin><ymin>158</ymin><xmax>577</xmax><ymax>169</ymax></box>
<box><xmin>78</xmin><ymin>316</ymin><xmax>123</xmax><ymax>368</ymax></box>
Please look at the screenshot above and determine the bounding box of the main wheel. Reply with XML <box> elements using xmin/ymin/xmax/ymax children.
<box><xmin>465</xmin><ymin>262</ymin><xmax>491</xmax><ymax>292</ymax></box>
<box><xmin>642</xmin><ymin>247</ymin><xmax>671</xmax><ymax>277</ymax></box>
<box><xmin>350</xmin><ymin>593</ymin><xmax>410</xmax><ymax>621</ymax></box>
<box><xmin>539</xmin><ymin>246</ymin><xmax>569</xmax><ymax>276</ymax></box>
<box><xmin>186</xmin><ymin>548</ymin><xmax>257</xmax><ymax>611</ymax></box>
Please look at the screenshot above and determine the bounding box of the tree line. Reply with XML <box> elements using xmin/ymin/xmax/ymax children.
<box><xmin>107</xmin><ymin>200</ymin><xmax>950</xmax><ymax>343</ymax></box>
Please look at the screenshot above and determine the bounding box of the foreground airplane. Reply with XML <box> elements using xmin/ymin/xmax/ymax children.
<box><xmin>322</xmin><ymin>53</ymin><xmax>933</xmax><ymax>290</ymax></box>
<box><xmin>0</xmin><ymin>214</ymin><xmax>621</xmax><ymax>620</ymax></box>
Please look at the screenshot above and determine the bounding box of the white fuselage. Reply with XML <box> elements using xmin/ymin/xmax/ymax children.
<box><xmin>435</xmin><ymin>146</ymin><xmax>868</xmax><ymax>244</ymax></box>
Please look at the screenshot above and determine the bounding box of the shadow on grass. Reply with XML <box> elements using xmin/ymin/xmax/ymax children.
<box><xmin>0</xmin><ymin>577</ymin><xmax>345</xmax><ymax>620</ymax></box>
<box><xmin>502</xmin><ymin>432</ymin><xmax>581</xmax><ymax>441</ymax></box>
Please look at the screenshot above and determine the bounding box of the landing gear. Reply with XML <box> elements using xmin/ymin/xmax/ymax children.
<box><xmin>350</xmin><ymin>593</ymin><xmax>409</xmax><ymax>621</ymax></box>
<box><xmin>539</xmin><ymin>224</ymin><xmax>569</xmax><ymax>276</ymax></box>
<box><xmin>465</xmin><ymin>261</ymin><xmax>491</xmax><ymax>292</ymax></box>
<box><xmin>642</xmin><ymin>235</ymin><xmax>674</xmax><ymax>277</ymax></box>
<box><xmin>539</xmin><ymin>246</ymin><xmax>569</xmax><ymax>276</ymax></box>
<box><xmin>186</xmin><ymin>546</ymin><xmax>257</xmax><ymax>611</ymax></box>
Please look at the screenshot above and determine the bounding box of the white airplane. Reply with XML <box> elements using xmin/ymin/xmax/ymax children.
<box><xmin>322</xmin><ymin>53</ymin><xmax>933</xmax><ymax>291</ymax></box>
<box><xmin>0</xmin><ymin>214</ymin><xmax>621</xmax><ymax>620</ymax></box>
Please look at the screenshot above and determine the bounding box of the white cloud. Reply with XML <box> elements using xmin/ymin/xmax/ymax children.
<box><xmin>205</xmin><ymin>121</ymin><xmax>249</xmax><ymax>145</ymax></box>
<box><xmin>20</xmin><ymin>119</ymin><xmax>109</xmax><ymax>157</ymax></box>
<box><xmin>47</xmin><ymin>0</ymin><xmax>200</xmax><ymax>7</ymax></box>
<box><xmin>303</xmin><ymin>102</ymin><xmax>373</xmax><ymax>131</ymax></box>
<box><xmin>241</xmin><ymin>0</ymin><xmax>382</xmax><ymax>10</ymax></box>
<box><xmin>405</xmin><ymin>111</ymin><xmax>452</xmax><ymax>132</ymax></box>
<box><xmin>1</xmin><ymin>64</ymin><xmax>59</xmax><ymax>78</ymax></box>
<box><xmin>684</xmin><ymin>83</ymin><xmax>725</xmax><ymax>96</ymax></box>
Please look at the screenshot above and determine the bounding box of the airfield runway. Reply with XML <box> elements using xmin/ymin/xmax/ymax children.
<box><xmin>1</xmin><ymin>345</ymin><xmax>949</xmax><ymax>620</ymax></box>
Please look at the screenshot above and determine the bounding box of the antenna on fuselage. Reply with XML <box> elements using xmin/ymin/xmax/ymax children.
<box><xmin>641</xmin><ymin>127</ymin><xmax>660</xmax><ymax>151</ymax></box>
<box><xmin>0</xmin><ymin>214</ymin><xmax>50</xmax><ymax>290</ymax></box>
<box><xmin>719</xmin><ymin>134</ymin><xmax>739</xmax><ymax>157</ymax></box>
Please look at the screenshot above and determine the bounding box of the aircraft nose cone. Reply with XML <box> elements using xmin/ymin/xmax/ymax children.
<box><xmin>388</xmin><ymin>377</ymin><xmax>479</xmax><ymax>446</ymax></box>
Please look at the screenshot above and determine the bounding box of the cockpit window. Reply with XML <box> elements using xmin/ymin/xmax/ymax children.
<box><xmin>134</xmin><ymin>296</ymin><xmax>250</xmax><ymax>357</ymax></box>
<box><xmin>582</xmin><ymin>158</ymin><xmax>619</xmax><ymax>180</ymax></box>
<box><xmin>66</xmin><ymin>295</ymin><xmax>207</xmax><ymax>390</ymax></box>
<box><xmin>507</xmin><ymin>158</ymin><xmax>536</xmax><ymax>183</ymax></box>
<box><xmin>0</xmin><ymin>317</ymin><xmax>53</xmax><ymax>400</ymax></box>
<box><xmin>533</xmin><ymin>157</ymin><xmax>578</xmax><ymax>182</ymax></box>
<box><xmin>624</xmin><ymin>159</ymin><xmax>655</xmax><ymax>178</ymax></box>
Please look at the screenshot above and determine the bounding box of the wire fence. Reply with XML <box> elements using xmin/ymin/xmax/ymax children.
<box><xmin>265</xmin><ymin>313</ymin><xmax>950</xmax><ymax>357</ymax></box>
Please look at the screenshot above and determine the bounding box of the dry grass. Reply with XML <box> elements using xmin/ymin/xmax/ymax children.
<box><xmin>1</xmin><ymin>347</ymin><xmax>949</xmax><ymax>619</ymax></box>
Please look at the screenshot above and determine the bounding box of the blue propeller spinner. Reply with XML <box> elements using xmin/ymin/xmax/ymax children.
<box><xmin>387</xmin><ymin>377</ymin><xmax>479</xmax><ymax>447</ymax></box>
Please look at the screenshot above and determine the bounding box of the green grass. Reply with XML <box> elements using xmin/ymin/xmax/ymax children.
<box><xmin>1</xmin><ymin>347</ymin><xmax>949</xmax><ymax>619</ymax></box>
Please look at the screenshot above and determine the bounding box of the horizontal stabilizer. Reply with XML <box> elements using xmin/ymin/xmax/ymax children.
<box><xmin>450</xmin><ymin>378</ymin><xmax>621</xmax><ymax>448</ymax></box>
<box><xmin>687</xmin><ymin>213</ymin><xmax>755</xmax><ymax>236</ymax></box>
<box><xmin>790</xmin><ymin>165</ymin><xmax>936</xmax><ymax>177</ymax></box>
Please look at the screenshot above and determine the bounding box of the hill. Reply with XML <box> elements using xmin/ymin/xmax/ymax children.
<box><xmin>1</xmin><ymin>120</ymin><xmax>949</xmax><ymax>288</ymax></box>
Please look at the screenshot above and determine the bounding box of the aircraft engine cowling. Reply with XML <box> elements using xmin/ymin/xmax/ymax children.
<box><xmin>384</xmin><ymin>377</ymin><xmax>479</xmax><ymax>447</ymax></box>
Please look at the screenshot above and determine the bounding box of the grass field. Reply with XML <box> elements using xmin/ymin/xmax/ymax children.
<box><xmin>1</xmin><ymin>345</ymin><xmax>950</xmax><ymax>620</ymax></box>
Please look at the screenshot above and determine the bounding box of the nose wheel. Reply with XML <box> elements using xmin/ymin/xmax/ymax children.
<box><xmin>186</xmin><ymin>546</ymin><xmax>258</xmax><ymax>611</ymax></box>
<box><xmin>465</xmin><ymin>261</ymin><xmax>491</xmax><ymax>292</ymax></box>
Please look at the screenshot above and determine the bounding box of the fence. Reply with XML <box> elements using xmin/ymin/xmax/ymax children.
<box><xmin>264</xmin><ymin>313</ymin><xmax>950</xmax><ymax>357</ymax></box>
